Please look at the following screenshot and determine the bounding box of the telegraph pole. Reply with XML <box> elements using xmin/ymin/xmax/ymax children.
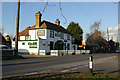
<box><xmin>107</xmin><ymin>28</ymin><xmax>109</xmax><ymax>41</ymax></box>
<box><xmin>14</xmin><ymin>0</ymin><xmax>20</xmax><ymax>55</ymax></box>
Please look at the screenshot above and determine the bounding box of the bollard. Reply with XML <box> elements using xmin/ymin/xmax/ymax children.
<box><xmin>89</xmin><ymin>56</ymin><xmax>93</xmax><ymax>75</ymax></box>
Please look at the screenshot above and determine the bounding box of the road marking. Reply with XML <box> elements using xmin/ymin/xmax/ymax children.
<box><xmin>71</xmin><ymin>68</ymin><xmax>78</xmax><ymax>70</ymax></box>
<box><xmin>24</xmin><ymin>72</ymin><xmax>39</xmax><ymax>75</ymax></box>
<box><xmin>61</xmin><ymin>70</ymin><xmax>70</xmax><ymax>72</ymax></box>
<box><xmin>40</xmin><ymin>70</ymin><xmax>52</xmax><ymax>73</ymax></box>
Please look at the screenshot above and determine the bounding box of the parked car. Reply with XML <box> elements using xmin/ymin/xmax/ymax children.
<box><xmin>116</xmin><ymin>48</ymin><xmax>120</xmax><ymax>53</ymax></box>
<box><xmin>0</xmin><ymin>45</ymin><xmax>8</xmax><ymax>49</ymax></box>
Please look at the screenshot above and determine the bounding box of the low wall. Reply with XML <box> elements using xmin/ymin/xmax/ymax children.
<box><xmin>1</xmin><ymin>49</ymin><xmax>24</xmax><ymax>60</ymax></box>
<box><xmin>1</xmin><ymin>49</ymin><xmax>14</xmax><ymax>56</ymax></box>
<box><xmin>50</xmin><ymin>50</ymin><xmax>90</xmax><ymax>56</ymax></box>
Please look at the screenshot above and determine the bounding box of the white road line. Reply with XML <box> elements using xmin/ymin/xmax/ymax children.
<box><xmin>71</xmin><ymin>68</ymin><xmax>78</xmax><ymax>70</ymax></box>
<box><xmin>40</xmin><ymin>70</ymin><xmax>52</xmax><ymax>73</ymax></box>
<box><xmin>61</xmin><ymin>70</ymin><xmax>70</xmax><ymax>72</ymax></box>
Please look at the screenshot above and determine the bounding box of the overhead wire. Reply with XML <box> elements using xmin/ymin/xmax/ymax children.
<box><xmin>59</xmin><ymin>0</ymin><xmax>67</xmax><ymax>24</ymax></box>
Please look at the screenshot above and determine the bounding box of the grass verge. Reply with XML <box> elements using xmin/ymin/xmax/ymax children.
<box><xmin>2</xmin><ymin>72</ymin><xmax>120</xmax><ymax>80</ymax></box>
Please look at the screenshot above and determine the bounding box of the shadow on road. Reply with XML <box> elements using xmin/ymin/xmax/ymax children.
<box><xmin>109</xmin><ymin>70</ymin><xmax>120</xmax><ymax>73</ymax></box>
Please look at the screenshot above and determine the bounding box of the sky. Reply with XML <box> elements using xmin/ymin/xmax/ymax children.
<box><xmin>1</xmin><ymin>1</ymin><xmax>119</xmax><ymax>42</ymax></box>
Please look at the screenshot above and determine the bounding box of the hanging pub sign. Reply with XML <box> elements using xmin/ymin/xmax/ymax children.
<box><xmin>37</xmin><ymin>30</ymin><xmax>45</xmax><ymax>36</ymax></box>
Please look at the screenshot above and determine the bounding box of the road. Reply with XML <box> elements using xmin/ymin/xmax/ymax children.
<box><xmin>2</xmin><ymin>53</ymin><xmax>119</xmax><ymax>78</ymax></box>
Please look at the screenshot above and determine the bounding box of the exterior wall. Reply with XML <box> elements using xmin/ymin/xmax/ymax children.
<box><xmin>71</xmin><ymin>44</ymin><xmax>78</xmax><ymax>50</ymax></box>
<box><xmin>16</xmin><ymin>28</ymin><xmax>77</xmax><ymax>54</ymax></box>
<box><xmin>46</xmin><ymin>29</ymin><xmax>73</xmax><ymax>50</ymax></box>
<box><xmin>38</xmin><ymin>39</ymin><xmax>50</xmax><ymax>53</ymax></box>
<box><xmin>12</xmin><ymin>40</ymin><xmax>38</xmax><ymax>55</ymax></box>
<box><xmin>29</xmin><ymin>30</ymin><xmax>36</xmax><ymax>40</ymax></box>
<box><xmin>20</xmin><ymin>36</ymin><xmax>25</xmax><ymax>40</ymax></box>
<box><xmin>118</xmin><ymin>25</ymin><xmax>120</xmax><ymax>45</ymax></box>
<box><xmin>29</xmin><ymin>29</ymin><xmax>47</xmax><ymax>40</ymax></box>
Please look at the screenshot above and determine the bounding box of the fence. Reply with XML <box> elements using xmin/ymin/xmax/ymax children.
<box><xmin>1</xmin><ymin>49</ymin><xmax>14</xmax><ymax>57</ymax></box>
<box><xmin>39</xmin><ymin>50</ymin><xmax>46</xmax><ymax>55</ymax></box>
<box><xmin>50</xmin><ymin>50</ymin><xmax>90</xmax><ymax>56</ymax></box>
<box><xmin>50</xmin><ymin>50</ymin><xmax>59</xmax><ymax>56</ymax></box>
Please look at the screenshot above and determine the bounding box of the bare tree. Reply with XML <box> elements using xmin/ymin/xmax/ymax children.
<box><xmin>90</xmin><ymin>20</ymin><xmax>101</xmax><ymax>34</ymax></box>
<box><xmin>101</xmin><ymin>30</ymin><xmax>106</xmax><ymax>39</ymax></box>
<box><xmin>85</xmin><ymin>20</ymin><xmax>101</xmax><ymax>40</ymax></box>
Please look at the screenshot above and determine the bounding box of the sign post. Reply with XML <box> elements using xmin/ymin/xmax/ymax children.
<box><xmin>89</xmin><ymin>56</ymin><xmax>93</xmax><ymax>75</ymax></box>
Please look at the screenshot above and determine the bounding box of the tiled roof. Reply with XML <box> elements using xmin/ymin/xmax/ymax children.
<box><xmin>28</xmin><ymin>20</ymin><xmax>70</xmax><ymax>34</ymax></box>
<box><xmin>19</xmin><ymin>26</ymin><xmax>31</xmax><ymax>36</ymax></box>
<box><xmin>0</xmin><ymin>33</ymin><xmax>7</xmax><ymax>45</ymax></box>
<box><xmin>86</xmin><ymin>33</ymin><xmax>108</xmax><ymax>46</ymax></box>
<box><xmin>13</xmin><ymin>26</ymin><xmax>36</xmax><ymax>40</ymax></box>
<box><xmin>16</xmin><ymin>20</ymin><xmax>70</xmax><ymax>40</ymax></box>
<box><xmin>40</xmin><ymin>20</ymin><xmax>70</xmax><ymax>34</ymax></box>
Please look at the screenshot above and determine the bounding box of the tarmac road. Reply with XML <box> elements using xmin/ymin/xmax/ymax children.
<box><xmin>2</xmin><ymin>53</ymin><xmax>119</xmax><ymax>78</ymax></box>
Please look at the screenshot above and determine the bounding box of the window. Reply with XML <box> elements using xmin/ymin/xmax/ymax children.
<box><xmin>55</xmin><ymin>32</ymin><xmax>60</xmax><ymax>37</ymax></box>
<box><xmin>50</xmin><ymin>30</ymin><xmax>54</xmax><ymax>38</ymax></box>
<box><xmin>60</xmin><ymin>33</ymin><xmax>64</xmax><ymax>39</ymax></box>
<box><xmin>67</xmin><ymin>34</ymin><xmax>70</xmax><ymax>40</ymax></box>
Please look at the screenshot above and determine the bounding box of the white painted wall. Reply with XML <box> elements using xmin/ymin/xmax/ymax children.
<box><xmin>12</xmin><ymin>41</ymin><xmax>38</xmax><ymax>53</ymax></box>
<box><xmin>20</xmin><ymin>36</ymin><xmax>25</xmax><ymax>40</ymax></box>
<box><xmin>29</xmin><ymin>30</ymin><xmax>36</xmax><ymax>40</ymax></box>
<box><xmin>16</xmin><ymin>27</ymin><xmax>77</xmax><ymax>54</ymax></box>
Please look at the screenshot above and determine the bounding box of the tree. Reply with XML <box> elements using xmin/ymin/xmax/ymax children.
<box><xmin>85</xmin><ymin>20</ymin><xmax>101</xmax><ymax>40</ymax></box>
<box><xmin>90</xmin><ymin>20</ymin><xmax>101</xmax><ymax>34</ymax></box>
<box><xmin>85</xmin><ymin>20</ymin><xmax>110</xmax><ymax>53</ymax></box>
<box><xmin>116</xmin><ymin>42</ymin><xmax>119</xmax><ymax>48</ymax></box>
<box><xmin>67</xmin><ymin>22</ymin><xmax>83</xmax><ymax>45</ymax></box>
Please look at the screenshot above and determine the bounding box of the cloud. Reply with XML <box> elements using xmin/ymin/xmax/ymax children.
<box><xmin>106</xmin><ymin>25</ymin><xmax>120</xmax><ymax>36</ymax></box>
<box><xmin>108</xmin><ymin>27</ymin><xmax>113</xmax><ymax>31</ymax></box>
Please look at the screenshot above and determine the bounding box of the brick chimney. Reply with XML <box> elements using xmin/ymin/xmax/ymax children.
<box><xmin>35</xmin><ymin>11</ymin><xmax>42</xmax><ymax>28</ymax></box>
<box><xmin>111</xmin><ymin>36</ymin><xmax>113</xmax><ymax>40</ymax></box>
<box><xmin>55</xmin><ymin>19</ymin><xmax>60</xmax><ymax>25</ymax></box>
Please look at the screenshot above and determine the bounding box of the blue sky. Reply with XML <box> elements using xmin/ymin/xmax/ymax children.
<box><xmin>2</xmin><ymin>2</ymin><xmax>118</xmax><ymax>41</ymax></box>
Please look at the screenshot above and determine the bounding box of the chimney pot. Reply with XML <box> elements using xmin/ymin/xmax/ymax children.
<box><xmin>55</xmin><ymin>19</ymin><xmax>60</xmax><ymax>25</ymax></box>
<box><xmin>35</xmin><ymin>11</ymin><xmax>42</xmax><ymax>28</ymax></box>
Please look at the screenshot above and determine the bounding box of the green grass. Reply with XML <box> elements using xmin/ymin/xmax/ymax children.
<box><xmin>2</xmin><ymin>72</ymin><xmax>120</xmax><ymax>80</ymax></box>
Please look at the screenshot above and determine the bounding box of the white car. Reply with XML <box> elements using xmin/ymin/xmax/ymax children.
<box><xmin>0</xmin><ymin>45</ymin><xmax>8</xmax><ymax>49</ymax></box>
